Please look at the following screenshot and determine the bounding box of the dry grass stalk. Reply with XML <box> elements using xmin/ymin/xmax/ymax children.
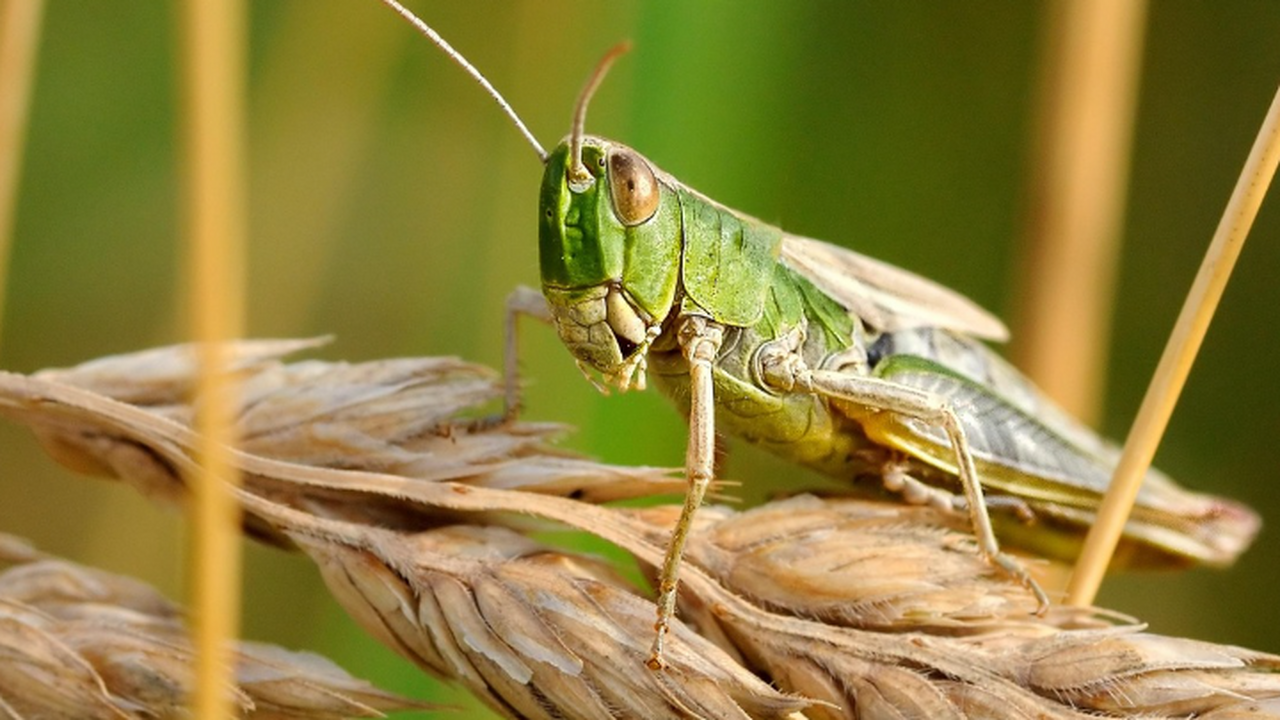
<box><xmin>1</xmin><ymin>340</ymin><xmax>1279</xmax><ymax>719</ymax></box>
<box><xmin>1010</xmin><ymin>0</ymin><xmax>1147</xmax><ymax>425</ymax></box>
<box><xmin>0</xmin><ymin>532</ymin><xmax>427</xmax><ymax>719</ymax></box>
<box><xmin>0</xmin><ymin>0</ymin><xmax>45</xmax><ymax>349</ymax></box>
<box><xmin>179</xmin><ymin>1</ymin><xmax>251</xmax><ymax>714</ymax></box>
<box><xmin>1067</xmin><ymin>81</ymin><xmax>1280</xmax><ymax>606</ymax></box>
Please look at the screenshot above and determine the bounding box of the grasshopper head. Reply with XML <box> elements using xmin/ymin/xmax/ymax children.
<box><xmin>538</xmin><ymin>136</ymin><xmax>682</xmax><ymax>391</ymax></box>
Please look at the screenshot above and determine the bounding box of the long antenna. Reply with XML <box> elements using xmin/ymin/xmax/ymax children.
<box><xmin>567</xmin><ymin>41</ymin><xmax>632</xmax><ymax>189</ymax></box>
<box><xmin>378</xmin><ymin>0</ymin><xmax>546</xmax><ymax>162</ymax></box>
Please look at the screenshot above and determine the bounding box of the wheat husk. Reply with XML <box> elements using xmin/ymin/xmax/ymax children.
<box><xmin>0</xmin><ymin>533</ymin><xmax>430</xmax><ymax>719</ymax></box>
<box><xmin>1</xmin><ymin>340</ymin><xmax>1278</xmax><ymax>719</ymax></box>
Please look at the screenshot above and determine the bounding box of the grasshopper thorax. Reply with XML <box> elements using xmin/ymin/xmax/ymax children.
<box><xmin>538</xmin><ymin>136</ymin><xmax>683</xmax><ymax>391</ymax></box>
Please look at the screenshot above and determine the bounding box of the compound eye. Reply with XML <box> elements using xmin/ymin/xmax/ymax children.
<box><xmin>608</xmin><ymin>149</ymin><xmax>659</xmax><ymax>226</ymax></box>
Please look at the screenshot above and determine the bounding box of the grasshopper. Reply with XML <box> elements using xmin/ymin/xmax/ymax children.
<box><xmin>380</xmin><ymin>0</ymin><xmax>1260</xmax><ymax>669</ymax></box>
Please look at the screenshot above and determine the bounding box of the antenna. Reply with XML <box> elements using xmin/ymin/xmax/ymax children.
<box><xmin>567</xmin><ymin>41</ymin><xmax>632</xmax><ymax>189</ymax></box>
<box><xmin>378</xmin><ymin>0</ymin><xmax>547</xmax><ymax>162</ymax></box>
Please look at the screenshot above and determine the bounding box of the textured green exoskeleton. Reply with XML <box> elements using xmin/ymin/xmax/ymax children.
<box><xmin>381</xmin><ymin>0</ymin><xmax>1260</xmax><ymax>670</ymax></box>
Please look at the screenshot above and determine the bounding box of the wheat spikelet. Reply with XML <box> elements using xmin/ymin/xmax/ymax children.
<box><xmin>285</xmin><ymin>520</ymin><xmax>802</xmax><ymax>720</ymax></box>
<box><xmin>0</xmin><ymin>533</ymin><xmax>429</xmax><ymax>719</ymax></box>
<box><xmin>2</xmin><ymin>340</ymin><xmax>1279</xmax><ymax>719</ymax></box>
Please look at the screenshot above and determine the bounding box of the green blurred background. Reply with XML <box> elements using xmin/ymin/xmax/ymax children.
<box><xmin>2</xmin><ymin>2</ymin><xmax>1279</xmax><ymax>716</ymax></box>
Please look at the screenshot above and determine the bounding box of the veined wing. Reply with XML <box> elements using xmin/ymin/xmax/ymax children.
<box><xmin>780</xmin><ymin>234</ymin><xmax>1009</xmax><ymax>341</ymax></box>
<box><xmin>856</xmin><ymin>354</ymin><xmax>1259</xmax><ymax>567</ymax></box>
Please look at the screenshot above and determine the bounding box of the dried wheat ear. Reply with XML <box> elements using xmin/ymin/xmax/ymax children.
<box><xmin>1</xmin><ymin>339</ymin><xmax>1277</xmax><ymax>720</ymax></box>
<box><xmin>0</xmin><ymin>532</ymin><xmax>431</xmax><ymax>719</ymax></box>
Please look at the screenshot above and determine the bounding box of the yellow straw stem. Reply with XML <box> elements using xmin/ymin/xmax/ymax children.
<box><xmin>0</xmin><ymin>0</ymin><xmax>45</xmax><ymax>351</ymax></box>
<box><xmin>1011</xmin><ymin>0</ymin><xmax>1147</xmax><ymax>426</ymax></box>
<box><xmin>181</xmin><ymin>1</ymin><xmax>247</xmax><ymax>716</ymax></box>
<box><xmin>1067</xmin><ymin>83</ymin><xmax>1280</xmax><ymax>607</ymax></box>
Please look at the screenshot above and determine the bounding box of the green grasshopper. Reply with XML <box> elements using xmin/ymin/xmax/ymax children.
<box><xmin>380</xmin><ymin>0</ymin><xmax>1260</xmax><ymax>669</ymax></box>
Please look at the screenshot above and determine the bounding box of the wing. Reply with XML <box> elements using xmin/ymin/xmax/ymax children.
<box><xmin>780</xmin><ymin>234</ymin><xmax>1008</xmax><ymax>341</ymax></box>
<box><xmin>856</xmin><ymin>353</ymin><xmax>1259</xmax><ymax>567</ymax></box>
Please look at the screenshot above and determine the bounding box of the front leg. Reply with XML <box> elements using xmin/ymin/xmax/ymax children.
<box><xmin>503</xmin><ymin>285</ymin><xmax>553</xmax><ymax>420</ymax></box>
<box><xmin>647</xmin><ymin>315</ymin><xmax>724</xmax><ymax>670</ymax></box>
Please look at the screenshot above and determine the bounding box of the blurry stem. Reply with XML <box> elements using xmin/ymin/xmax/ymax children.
<box><xmin>1010</xmin><ymin>0</ymin><xmax>1147</xmax><ymax>427</ymax></box>
<box><xmin>1067</xmin><ymin>83</ymin><xmax>1280</xmax><ymax>607</ymax></box>
<box><xmin>0</xmin><ymin>0</ymin><xmax>45</xmax><ymax>353</ymax></box>
<box><xmin>180</xmin><ymin>1</ymin><xmax>247</xmax><ymax>718</ymax></box>
<box><xmin>249</xmin><ymin>5</ymin><xmax>403</xmax><ymax>335</ymax></box>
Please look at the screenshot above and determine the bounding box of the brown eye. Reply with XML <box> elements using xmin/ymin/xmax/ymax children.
<box><xmin>608</xmin><ymin>149</ymin><xmax>660</xmax><ymax>226</ymax></box>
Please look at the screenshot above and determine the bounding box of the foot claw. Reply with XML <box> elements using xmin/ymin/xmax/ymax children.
<box><xmin>990</xmin><ymin>551</ymin><xmax>1051</xmax><ymax>613</ymax></box>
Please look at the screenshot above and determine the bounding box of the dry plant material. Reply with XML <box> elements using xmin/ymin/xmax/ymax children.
<box><xmin>180</xmin><ymin>1</ymin><xmax>251</xmax><ymax>713</ymax></box>
<box><xmin>287</xmin><ymin>520</ymin><xmax>800</xmax><ymax>720</ymax></box>
<box><xmin>1010</xmin><ymin>0</ymin><xmax>1147</xmax><ymax>424</ymax></box>
<box><xmin>0</xmin><ymin>0</ymin><xmax>45</xmax><ymax>348</ymax></box>
<box><xmin>2</xmin><ymin>340</ymin><xmax>1280</xmax><ymax>719</ymax></box>
<box><xmin>1068</xmin><ymin>82</ymin><xmax>1280</xmax><ymax>606</ymax></box>
<box><xmin>0</xmin><ymin>532</ymin><xmax>427</xmax><ymax>719</ymax></box>
<box><xmin>32</xmin><ymin>338</ymin><xmax>679</xmax><ymax>509</ymax></box>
